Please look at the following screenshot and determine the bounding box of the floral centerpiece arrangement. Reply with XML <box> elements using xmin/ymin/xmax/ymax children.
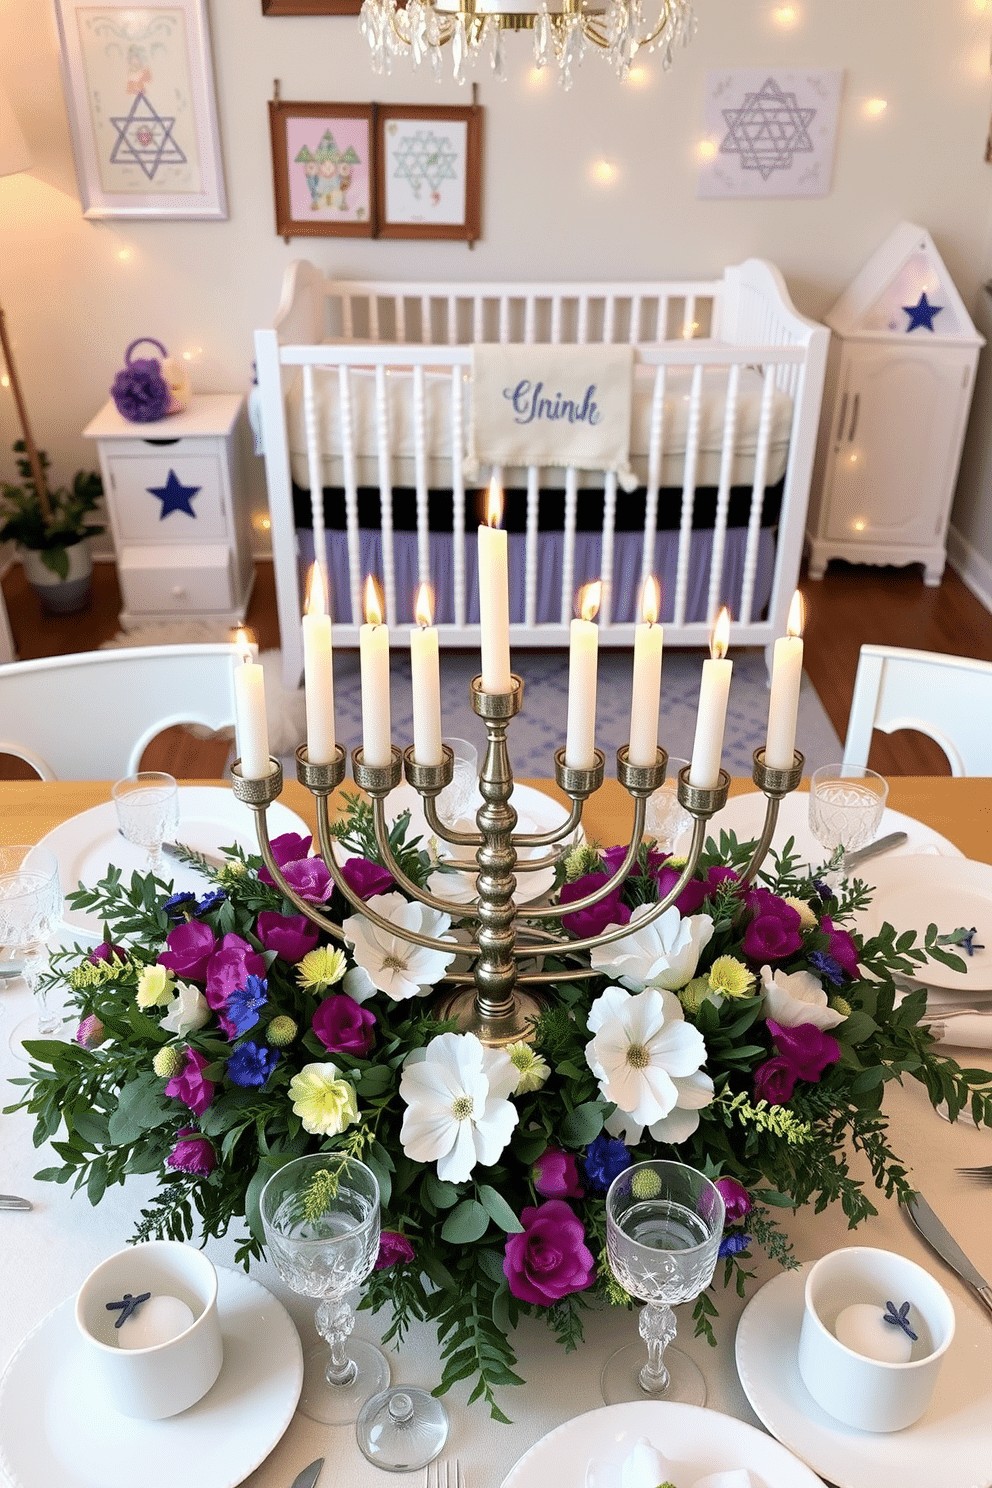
<box><xmin>10</xmin><ymin>800</ymin><xmax>992</xmax><ymax>1419</ymax></box>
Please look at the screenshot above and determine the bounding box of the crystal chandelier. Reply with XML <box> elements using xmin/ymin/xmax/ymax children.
<box><xmin>359</xmin><ymin>0</ymin><xmax>696</xmax><ymax>89</ymax></box>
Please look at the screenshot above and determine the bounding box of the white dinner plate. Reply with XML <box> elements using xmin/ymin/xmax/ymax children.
<box><xmin>40</xmin><ymin>786</ymin><xmax>311</xmax><ymax>939</ymax></box>
<box><xmin>852</xmin><ymin>855</ymin><xmax>992</xmax><ymax>993</ymax></box>
<box><xmin>701</xmin><ymin>791</ymin><xmax>963</xmax><ymax>868</ymax></box>
<box><xmin>0</xmin><ymin>1266</ymin><xmax>303</xmax><ymax>1488</ymax></box>
<box><xmin>500</xmin><ymin>1400</ymin><xmax>824</xmax><ymax>1488</ymax></box>
<box><xmin>735</xmin><ymin>1264</ymin><xmax>992</xmax><ymax>1488</ymax></box>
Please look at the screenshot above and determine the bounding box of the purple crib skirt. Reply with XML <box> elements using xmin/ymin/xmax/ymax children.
<box><xmin>297</xmin><ymin>527</ymin><xmax>775</xmax><ymax>627</ymax></box>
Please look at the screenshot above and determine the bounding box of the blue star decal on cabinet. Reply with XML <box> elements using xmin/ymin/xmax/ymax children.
<box><xmin>148</xmin><ymin>469</ymin><xmax>201</xmax><ymax>519</ymax></box>
<box><xmin>903</xmin><ymin>292</ymin><xmax>943</xmax><ymax>333</ymax></box>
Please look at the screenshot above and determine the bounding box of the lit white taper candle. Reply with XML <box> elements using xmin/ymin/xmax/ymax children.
<box><xmin>360</xmin><ymin>575</ymin><xmax>392</xmax><ymax>768</ymax></box>
<box><xmin>478</xmin><ymin>479</ymin><xmax>512</xmax><ymax>694</ymax></box>
<box><xmin>565</xmin><ymin>580</ymin><xmax>602</xmax><ymax>769</ymax></box>
<box><xmin>765</xmin><ymin>590</ymin><xmax>805</xmax><ymax>770</ymax></box>
<box><xmin>689</xmin><ymin>607</ymin><xmax>733</xmax><ymax>789</ymax></box>
<box><xmin>232</xmin><ymin>629</ymin><xmax>271</xmax><ymax>780</ymax></box>
<box><xmin>628</xmin><ymin>576</ymin><xmax>664</xmax><ymax>767</ymax></box>
<box><xmin>410</xmin><ymin>582</ymin><xmax>443</xmax><ymax>766</ymax></box>
<box><xmin>302</xmin><ymin>564</ymin><xmax>336</xmax><ymax>764</ymax></box>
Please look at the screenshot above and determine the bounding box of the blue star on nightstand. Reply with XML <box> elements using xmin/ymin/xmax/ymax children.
<box><xmin>903</xmin><ymin>292</ymin><xmax>943</xmax><ymax>333</ymax></box>
<box><xmin>148</xmin><ymin>469</ymin><xmax>201</xmax><ymax>519</ymax></box>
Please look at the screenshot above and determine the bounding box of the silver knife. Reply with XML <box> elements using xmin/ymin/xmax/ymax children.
<box><xmin>842</xmin><ymin>830</ymin><xmax>908</xmax><ymax>873</ymax></box>
<box><xmin>906</xmin><ymin>1191</ymin><xmax>992</xmax><ymax>1321</ymax></box>
<box><xmin>0</xmin><ymin>1195</ymin><xmax>33</xmax><ymax>1211</ymax></box>
<box><xmin>290</xmin><ymin>1461</ymin><xmax>323</xmax><ymax>1488</ymax></box>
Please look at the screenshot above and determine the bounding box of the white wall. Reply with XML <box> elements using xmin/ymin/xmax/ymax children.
<box><xmin>2</xmin><ymin>0</ymin><xmax>992</xmax><ymax>560</ymax></box>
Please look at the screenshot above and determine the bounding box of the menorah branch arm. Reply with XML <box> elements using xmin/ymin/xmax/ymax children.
<box><xmin>421</xmin><ymin>797</ymin><xmax>483</xmax><ymax>848</ymax></box>
<box><xmin>513</xmin><ymin>796</ymin><xmax>648</xmax><ymax>922</ymax></box>
<box><xmin>253</xmin><ymin>807</ymin><xmax>346</xmax><ymax>943</ymax></box>
<box><xmin>370</xmin><ymin>796</ymin><xmax>483</xmax><ymax>919</ymax></box>
<box><xmin>740</xmin><ymin>748</ymin><xmax>805</xmax><ymax>887</ymax></box>
<box><xmin>511</xmin><ymin>797</ymin><xmax>584</xmax><ymax>849</ymax></box>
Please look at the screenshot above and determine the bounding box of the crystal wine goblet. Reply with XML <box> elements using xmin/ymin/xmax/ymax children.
<box><xmin>645</xmin><ymin>757</ymin><xmax>692</xmax><ymax>854</ymax></box>
<box><xmin>601</xmin><ymin>1160</ymin><xmax>725</xmax><ymax>1407</ymax></box>
<box><xmin>3</xmin><ymin>845</ymin><xmax>66</xmax><ymax>1060</ymax></box>
<box><xmin>808</xmin><ymin>764</ymin><xmax>889</xmax><ymax>860</ymax></box>
<box><xmin>112</xmin><ymin>771</ymin><xmax>180</xmax><ymax>875</ymax></box>
<box><xmin>260</xmin><ymin>1153</ymin><xmax>390</xmax><ymax>1425</ymax></box>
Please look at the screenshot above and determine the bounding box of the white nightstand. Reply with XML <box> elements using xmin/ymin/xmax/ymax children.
<box><xmin>83</xmin><ymin>393</ymin><xmax>255</xmax><ymax>627</ymax></box>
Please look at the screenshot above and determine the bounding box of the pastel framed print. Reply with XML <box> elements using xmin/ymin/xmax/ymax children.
<box><xmin>269</xmin><ymin>101</ymin><xmax>374</xmax><ymax>238</ymax></box>
<box><xmin>262</xmin><ymin>1</ymin><xmax>362</xmax><ymax>12</ymax></box>
<box><xmin>375</xmin><ymin>104</ymin><xmax>482</xmax><ymax>241</ymax></box>
<box><xmin>53</xmin><ymin>0</ymin><xmax>228</xmax><ymax>219</ymax></box>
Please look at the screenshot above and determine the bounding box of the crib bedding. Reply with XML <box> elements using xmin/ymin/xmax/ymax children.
<box><xmin>284</xmin><ymin>361</ymin><xmax>794</xmax><ymax>494</ymax></box>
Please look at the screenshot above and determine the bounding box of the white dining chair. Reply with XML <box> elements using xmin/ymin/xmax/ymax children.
<box><xmin>0</xmin><ymin>644</ymin><xmax>241</xmax><ymax>781</ymax></box>
<box><xmin>842</xmin><ymin>643</ymin><xmax>992</xmax><ymax>777</ymax></box>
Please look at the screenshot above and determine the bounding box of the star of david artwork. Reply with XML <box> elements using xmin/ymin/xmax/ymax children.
<box><xmin>109</xmin><ymin>92</ymin><xmax>187</xmax><ymax>181</ymax></box>
<box><xmin>698</xmin><ymin>70</ymin><xmax>843</xmax><ymax>201</ymax></box>
<box><xmin>903</xmin><ymin>292</ymin><xmax>944</xmax><ymax>333</ymax></box>
<box><xmin>391</xmin><ymin>130</ymin><xmax>459</xmax><ymax>201</ymax></box>
<box><xmin>148</xmin><ymin>470</ymin><xmax>201</xmax><ymax>520</ymax></box>
<box><xmin>720</xmin><ymin>77</ymin><xmax>815</xmax><ymax>181</ymax></box>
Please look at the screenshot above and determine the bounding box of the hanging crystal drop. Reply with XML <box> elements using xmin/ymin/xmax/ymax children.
<box><xmin>452</xmin><ymin>20</ymin><xmax>466</xmax><ymax>83</ymax></box>
<box><xmin>534</xmin><ymin>7</ymin><xmax>551</xmax><ymax>68</ymax></box>
<box><xmin>491</xmin><ymin>25</ymin><xmax>504</xmax><ymax>79</ymax></box>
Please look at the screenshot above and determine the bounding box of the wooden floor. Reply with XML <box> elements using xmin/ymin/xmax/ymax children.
<box><xmin>1</xmin><ymin>556</ymin><xmax>990</xmax><ymax>778</ymax></box>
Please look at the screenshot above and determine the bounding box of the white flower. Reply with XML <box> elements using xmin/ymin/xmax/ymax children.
<box><xmin>341</xmin><ymin>964</ymin><xmax>377</xmax><ymax>1004</ymax></box>
<box><xmin>586</xmin><ymin>984</ymin><xmax>713</xmax><ymax>1144</ymax></box>
<box><xmin>160</xmin><ymin>980</ymin><xmax>209</xmax><ymax>1036</ymax></box>
<box><xmin>399</xmin><ymin>1031</ymin><xmax>518</xmax><ymax>1183</ymax></box>
<box><xmin>342</xmin><ymin>892</ymin><xmax>456</xmax><ymax>1001</ymax></box>
<box><xmin>589</xmin><ymin>901</ymin><xmax>715</xmax><ymax>992</ymax></box>
<box><xmin>759</xmin><ymin>964</ymin><xmax>845</xmax><ymax>1031</ymax></box>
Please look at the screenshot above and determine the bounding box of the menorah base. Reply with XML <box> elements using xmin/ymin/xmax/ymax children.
<box><xmin>432</xmin><ymin>984</ymin><xmax>546</xmax><ymax>1049</ymax></box>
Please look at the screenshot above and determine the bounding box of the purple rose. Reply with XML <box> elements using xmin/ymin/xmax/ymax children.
<box><xmin>341</xmin><ymin>857</ymin><xmax>396</xmax><ymax>901</ymax></box>
<box><xmin>205</xmin><ymin>933</ymin><xmax>266</xmax><ymax>1017</ymax></box>
<box><xmin>715</xmin><ymin>1176</ymin><xmax>753</xmax><ymax>1223</ymax></box>
<box><xmin>312</xmin><ymin>994</ymin><xmax>376</xmax><ymax>1056</ymax></box>
<box><xmin>583</xmin><ymin>1134</ymin><xmax>631</xmax><ymax>1194</ymax></box>
<box><xmin>227</xmin><ymin>1040</ymin><xmax>279</xmax><ymax>1088</ymax></box>
<box><xmin>165</xmin><ymin>1048</ymin><xmax>215</xmax><ymax>1115</ymax></box>
<box><xmin>158</xmin><ymin>920</ymin><xmax>218</xmax><ymax>982</ymax></box>
<box><xmin>602</xmin><ymin>844</ymin><xmax>670</xmax><ymax>879</ymax></box>
<box><xmin>375</xmin><ymin>1230</ymin><xmax>416</xmax><ymax>1270</ymax></box>
<box><xmin>653</xmin><ymin>865</ymin><xmax>710</xmax><ymax>916</ymax></box>
<box><xmin>75</xmin><ymin>1014</ymin><xmax>106</xmax><ymax>1048</ymax></box>
<box><xmin>768</xmin><ymin>1019</ymin><xmax>841</xmax><ymax>1083</ymax></box>
<box><xmin>258</xmin><ymin>832</ymin><xmax>313</xmax><ymax>887</ymax></box>
<box><xmin>533</xmin><ymin>1146</ymin><xmax>584</xmax><ymax>1200</ymax></box>
<box><xmin>821</xmin><ymin>915</ymin><xmax>860</xmax><ymax>980</ymax></box>
<box><xmin>110</xmin><ymin>358</ymin><xmax>170</xmax><ymax>423</ymax></box>
<box><xmin>279</xmin><ymin>856</ymin><xmax>333</xmax><ymax>905</ymax></box>
<box><xmin>503</xmin><ymin>1199</ymin><xmax>595</xmax><ymax>1306</ymax></box>
<box><xmin>256</xmin><ymin>910</ymin><xmax>319</xmax><ymax>963</ymax></box>
<box><xmin>560</xmin><ymin>875</ymin><xmax>631</xmax><ymax>938</ymax></box>
<box><xmin>87</xmin><ymin>941</ymin><xmax>126</xmax><ymax>965</ymax></box>
<box><xmin>741</xmin><ymin>892</ymin><xmax>803</xmax><ymax>962</ymax></box>
<box><xmin>166</xmin><ymin>1129</ymin><xmax>217</xmax><ymax>1177</ymax></box>
<box><xmin>753</xmin><ymin>1054</ymin><xmax>798</xmax><ymax>1105</ymax></box>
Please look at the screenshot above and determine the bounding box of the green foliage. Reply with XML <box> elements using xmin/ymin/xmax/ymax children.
<box><xmin>0</xmin><ymin>441</ymin><xmax>104</xmax><ymax>573</ymax></box>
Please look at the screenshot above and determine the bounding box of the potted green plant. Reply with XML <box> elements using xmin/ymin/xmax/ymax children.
<box><xmin>0</xmin><ymin>440</ymin><xmax>105</xmax><ymax>614</ymax></box>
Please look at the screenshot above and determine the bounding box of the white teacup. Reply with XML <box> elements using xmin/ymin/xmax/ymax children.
<box><xmin>74</xmin><ymin>1240</ymin><xmax>223</xmax><ymax>1419</ymax></box>
<box><xmin>797</xmin><ymin>1246</ymin><xmax>955</xmax><ymax>1432</ymax></box>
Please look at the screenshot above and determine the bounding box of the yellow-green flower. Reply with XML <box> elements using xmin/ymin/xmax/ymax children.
<box><xmin>830</xmin><ymin>995</ymin><xmax>853</xmax><ymax>1019</ymax></box>
<box><xmin>563</xmin><ymin>843</ymin><xmax>605</xmax><ymax>883</ymax></box>
<box><xmin>784</xmin><ymin>895</ymin><xmax>818</xmax><ymax>931</ymax></box>
<box><xmin>217</xmin><ymin>860</ymin><xmax>248</xmax><ymax>886</ymax></box>
<box><xmin>288</xmin><ymin>1062</ymin><xmax>359</xmax><ymax>1136</ymax></box>
<box><xmin>678</xmin><ymin>976</ymin><xmax>711</xmax><ymax>1014</ymax></box>
<box><xmin>152</xmin><ymin>1045</ymin><xmax>184</xmax><ymax>1078</ymax></box>
<box><xmin>505</xmin><ymin>1041</ymin><xmax>550</xmax><ymax>1094</ymax></box>
<box><xmin>268</xmin><ymin>1014</ymin><xmax>298</xmax><ymax>1047</ymax></box>
<box><xmin>708</xmin><ymin>955</ymin><xmax>755</xmax><ymax>999</ymax></box>
<box><xmin>296</xmin><ymin>947</ymin><xmax>347</xmax><ymax>993</ymax></box>
<box><xmin>136</xmin><ymin>963</ymin><xmax>175</xmax><ymax>1009</ymax></box>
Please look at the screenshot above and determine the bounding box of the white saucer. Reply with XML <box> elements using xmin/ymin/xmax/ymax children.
<box><xmin>0</xmin><ymin>1266</ymin><xmax>303</xmax><ymax>1488</ymax></box>
<box><xmin>703</xmin><ymin>791</ymin><xmax>962</xmax><ymax>869</ymax></box>
<box><xmin>735</xmin><ymin>1264</ymin><xmax>992</xmax><ymax>1488</ymax></box>
<box><xmin>40</xmin><ymin>787</ymin><xmax>311</xmax><ymax>939</ymax></box>
<box><xmin>500</xmin><ymin>1399</ymin><xmax>822</xmax><ymax>1488</ymax></box>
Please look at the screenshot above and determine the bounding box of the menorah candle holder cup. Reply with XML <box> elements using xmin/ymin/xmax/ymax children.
<box><xmin>295</xmin><ymin>743</ymin><xmax>348</xmax><ymax>795</ymax></box>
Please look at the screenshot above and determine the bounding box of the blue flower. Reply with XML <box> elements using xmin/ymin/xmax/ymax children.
<box><xmin>718</xmin><ymin>1232</ymin><xmax>751</xmax><ymax>1258</ymax></box>
<box><xmin>808</xmin><ymin>950</ymin><xmax>844</xmax><ymax>987</ymax></box>
<box><xmin>163</xmin><ymin>891</ymin><xmax>197</xmax><ymax>921</ymax></box>
<box><xmin>811</xmin><ymin>878</ymin><xmax>834</xmax><ymax>904</ymax></box>
<box><xmin>226</xmin><ymin>975</ymin><xmax>268</xmax><ymax>1037</ymax></box>
<box><xmin>583</xmin><ymin>1134</ymin><xmax>631</xmax><ymax>1194</ymax></box>
<box><xmin>226</xmin><ymin>1040</ymin><xmax>279</xmax><ymax>1088</ymax></box>
<box><xmin>195</xmin><ymin>889</ymin><xmax>228</xmax><ymax>915</ymax></box>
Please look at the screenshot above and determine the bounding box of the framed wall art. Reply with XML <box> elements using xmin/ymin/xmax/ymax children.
<box><xmin>375</xmin><ymin>103</ymin><xmax>483</xmax><ymax>242</ymax></box>
<box><xmin>269</xmin><ymin>100</ymin><xmax>375</xmax><ymax>238</ymax></box>
<box><xmin>53</xmin><ymin>0</ymin><xmax>227</xmax><ymax>219</ymax></box>
<box><xmin>262</xmin><ymin>1</ymin><xmax>362</xmax><ymax>13</ymax></box>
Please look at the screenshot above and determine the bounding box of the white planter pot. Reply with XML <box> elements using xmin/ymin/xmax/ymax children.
<box><xmin>21</xmin><ymin>540</ymin><xmax>94</xmax><ymax>615</ymax></box>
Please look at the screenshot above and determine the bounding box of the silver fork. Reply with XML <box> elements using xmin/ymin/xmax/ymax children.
<box><xmin>956</xmin><ymin>1166</ymin><xmax>992</xmax><ymax>1182</ymax></box>
<box><xmin>426</xmin><ymin>1459</ymin><xmax>463</xmax><ymax>1488</ymax></box>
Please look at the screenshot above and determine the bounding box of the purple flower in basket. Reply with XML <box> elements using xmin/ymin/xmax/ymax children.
<box><xmin>158</xmin><ymin>920</ymin><xmax>218</xmax><ymax>982</ymax></box>
<box><xmin>820</xmin><ymin>915</ymin><xmax>860</xmax><ymax>980</ymax></box>
<box><xmin>87</xmin><ymin>940</ymin><xmax>127</xmax><ymax>966</ymax></box>
<box><xmin>257</xmin><ymin>832</ymin><xmax>313</xmax><ymax>888</ymax></box>
<box><xmin>226</xmin><ymin>974</ymin><xmax>268</xmax><ymax>1037</ymax></box>
<box><xmin>742</xmin><ymin>889</ymin><xmax>803</xmax><ymax>962</ymax></box>
<box><xmin>376</xmin><ymin>1230</ymin><xmax>416</xmax><ymax>1270</ymax></box>
<box><xmin>166</xmin><ymin>1129</ymin><xmax>217</xmax><ymax>1177</ymax></box>
<box><xmin>503</xmin><ymin>1199</ymin><xmax>595</xmax><ymax>1306</ymax></box>
<box><xmin>110</xmin><ymin>357</ymin><xmax>170</xmax><ymax>423</ymax></box>
<box><xmin>719</xmin><ymin>1232</ymin><xmax>751</xmax><ymax>1258</ymax></box>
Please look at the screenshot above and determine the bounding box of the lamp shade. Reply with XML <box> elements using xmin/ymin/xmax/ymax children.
<box><xmin>0</xmin><ymin>87</ymin><xmax>31</xmax><ymax>178</ymax></box>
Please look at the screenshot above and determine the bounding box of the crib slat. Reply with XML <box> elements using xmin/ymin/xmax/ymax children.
<box><xmin>524</xmin><ymin>295</ymin><xmax>535</xmax><ymax>344</ymax></box>
<box><xmin>369</xmin><ymin>296</ymin><xmax>380</xmax><ymax>342</ymax></box>
<box><xmin>499</xmin><ymin>296</ymin><xmax>510</xmax><ymax>345</ymax></box>
<box><xmin>706</xmin><ymin>363</ymin><xmax>741</xmax><ymax>625</ymax></box>
<box><xmin>302</xmin><ymin>364</ymin><xmax>327</xmax><ymax>602</ymax></box>
<box><xmin>577</xmin><ymin>296</ymin><xmax>589</xmax><ymax>345</ymax></box>
<box><xmin>550</xmin><ymin>295</ymin><xmax>562</xmax><ymax>345</ymax></box>
<box><xmin>338</xmin><ymin>364</ymin><xmax>363</xmax><ymax>626</ymax></box>
<box><xmin>682</xmin><ymin>295</ymin><xmax>697</xmax><ymax>340</ymax></box>
<box><xmin>672</xmin><ymin>363</ymin><xmax>705</xmax><ymax>627</ymax></box>
<box><xmin>600</xmin><ymin>471</ymin><xmax>617</xmax><ymax>627</ymax></box>
<box><xmin>524</xmin><ymin>467</ymin><xmax>540</xmax><ymax>629</ymax></box>
<box><xmin>640</xmin><ymin>364</ymin><xmax>667</xmax><ymax>594</ymax></box>
<box><xmin>371</xmin><ymin>364</ymin><xmax>397</xmax><ymax>628</ymax></box>
<box><xmin>421</xmin><ymin>295</ymin><xmax>431</xmax><ymax>343</ymax></box>
<box><xmin>473</xmin><ymin>296</ymin><xmax>484</xmax><ymax>343</ymax></box>
<box><xmin>451</xmin><ymin>368</ymin><xmax>467</xmax><ymax>626</ymax></box>
<box><xmin>629</xmin><ymin>295</ymin><xmax>642</xmax><ymax>345</ymax></box>
<box><xmin>447</xmin><ymin>295</ymin><xmax>457</xmax><ymax>346</ymax></box>
<box><xmin>342</xmin><ymin>296</ymin><xmax>354</xmax><ymax>341</ymax></box>
<box><xmin>412</xmin><ymin>365</ymin><xmax>431</xmax><ymax>595</ymax></box>
<box><xmin>396</xmin><ymin>296</ymin><xmax>406</xmax><ymax>344</ymax></box>
<box><xmin>561</xmin><ymin>467</ymin><xmax>579</xmax><ymax>625</ymax></box>
<box><xmin>738</xmin><ymin>365</ymin><xmax>777</xmax><ymax>626</ymax></box>
<box><xmin>603</xmin><ymin>296</ymin><xmax>615</xmax><ymax>344</ymax></box>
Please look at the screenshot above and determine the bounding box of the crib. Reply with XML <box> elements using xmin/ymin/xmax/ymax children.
<box><xmin>253</xmin><ymin>259</ymin><xmax>830</xmax><ymax>690</ymax></box>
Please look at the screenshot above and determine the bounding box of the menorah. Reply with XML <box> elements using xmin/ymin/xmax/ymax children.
<box><xmin>230</xmin><ymin>671</ymin><xmax>805</xmax><ymax>1048</ymax></box>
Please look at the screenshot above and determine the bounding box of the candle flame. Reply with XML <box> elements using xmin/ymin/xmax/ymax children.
<box><xmin>640</xmin><ymin>575</ymin><xmax>660</xmax><ymax>626</ymax></box>
<box><xmin>485</xmin><ymin>478</ymin><xmax>503</xmax><ymax>529</ymax></box>
<box><xmin>787</xmin><ymin>590</ymin><xmax>805</xmax><ymax>639</ymax></box>
<box><xmin>235</xmin><ymin>627</ymin><xmax>254</xmax><ymax>665</ymax></box>
<box><xmin>578</xmin><ymin>580</ymin><xmax>602</xmax><ymax>623</ymax></box>
<box><xmin>414</xmin><ymin>581</ymin><xmax>435</xmax><ymax>628</ymax></box>
<box><xmin>363</xmin><ymin>574</ymin><xmax>385</xmax><ymax>627</ymax></box>
<box><xmin>711</xmin><ymin>606</ymin><xmax>731</xmax><ymax>660</ymax></box>
<box><xmin>305</xmin><ymin>563</ymin><xmax>326</xmax><ymax>619</ymax></box>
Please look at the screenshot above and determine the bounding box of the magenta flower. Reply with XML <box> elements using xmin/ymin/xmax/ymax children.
<box><xmin>205</xmin><ymin>933</ymin><xmax>266</xmax><ymax>1018</ymax></box>
<box><xmin>165</xmin><ymin>1048</ymin><xmax>215</xmax><ymax>1115</ymax></box>
<box><xmin>256</xmin><ymin>910</ymin><xmax>319</xmax><ymax>963</ymax></box>
<box><xmin>742</xmin><ymin>891</ymin><xmax>803</xmax><ymax>962</ymax></box>
<box><xmin>503</xmin><ymin>1199</ymin><xmax>595</xmax><ymax>1305</ymax></box>
<box><xmin>753</xmin><ymin>1056</ymin><xmax>797</xmax><ymax>1105</ymax></box>
<box><xmin>258</xmin><ymin>831</ymin><xmax>312</xmax><ymax>877</ymax></box>
<box><xmin>533</xmin><ymin>1146</ymin><xmax>584</xmax><ymax>1200</ymax></box>
<box><xmin>75</xmin><ymin>1014</ymin><xmax>106</xmax><ymax>1048</ymax></box>
<box><xmin>715</xmin><ymin>1176</ymin><xmax>753</xmax><ymax>1223</ymax></box>
<box><xmin>87</xmin><ymin>941</ymin><xmax>126</xmax><ymax>965</ymax></box>
<box><xmin>280</xmin><ymin>856</ymin><xmax>333</xmax><ymax>904</ymax></box>
<box><xmin>166</xmin><ymin>1129</ymin><xmax>217</xmax><ymax>1177</ymax></box>
<box><xmin>158</xmin><ymin>920</ymin><xmax>218</xmax><ymax>982</ymax></box>
<box><xmin>312</xmin><ymin>994</ymin><xmax>376</xmax><ymax>1056</ymax></box>
<box><xmin>341</xmin><ymin>857</ymin><xmax>396</xmax><ymax>901</ymax></box>
<box><xmin>754</xmin><ymin>1018</ymin><xmax>841</xmax><ymax>1104</ymax></box>
<box><xmin>820</xmin><ymin>915</ymin><xmax>860</xmax><ymax>980</ymax></box>
<box><xmin>375</xmin><ymin>1230</ymin><xmax>416</xmax><ymax>1269</ymax></box>
<box><xmin>560</xmin><ymin>875</ymin><xmax>631</xmax><ymax>938</ymax></box>
<box><xmin>653</xmin><ymin>865</ymin><xmax>710</xmax><ymax>916</ymax></box>
<box><xmin>602</xmin><ymin>844</ymin><xmax>670</xmax><ymax>879</ymax></box>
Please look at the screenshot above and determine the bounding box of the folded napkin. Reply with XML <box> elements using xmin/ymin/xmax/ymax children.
<box><xmin>619</xmin><ymin>1436</ymin><xmax>755</xmax><ymax>1488</ymax></box>
<box><xmin>894</xmin><ymin>980</ymin><xmax>992</xmax><ymax>1051</ymax></box>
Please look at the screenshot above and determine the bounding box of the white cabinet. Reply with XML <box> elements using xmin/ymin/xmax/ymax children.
<box><xmin>84</xmin><ymin>394</ymin><xmax>255</xmax><ymax>627</ymax></box>
<box><xmin>807</xmin><ymin>223</ymin><xmax>984</xmax><ymax>586</ymax></box>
